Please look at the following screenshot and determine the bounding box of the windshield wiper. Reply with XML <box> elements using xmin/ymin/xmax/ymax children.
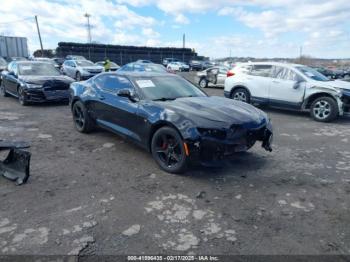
<box><xmin>153</xmin><ymin>97</ymin><xmax>177</xmax><ymax>101</ymax></box>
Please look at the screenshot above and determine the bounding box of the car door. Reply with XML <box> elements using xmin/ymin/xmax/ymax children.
<box><xmin>245</xmin><ymin>64</ymin><xmax>273</xmax><ymax>103</ymax></box>
<box><xmin>93</xmin><ymin>74</ymin><xmax>143</xmax><ymax>143</ymax></box>
<box><xmin>207</xmin><ymin>68</ymin><xmax>218</xmax><ymax>84</ymax></box>
<box><xmin>268</xmin><ymin>66</ymin><xmax>306</xmax><ymax>109</ymax></box>
<box><xmin>217</xmin><ymin>67</ymin><xmax>228</xmax><ymax>85</ymax></box>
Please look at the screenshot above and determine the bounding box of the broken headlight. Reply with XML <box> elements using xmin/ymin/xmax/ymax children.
<box><xmin>197</xmin><ymin>128</ymin><xmax>227</xmax><ymax>139</ymax></box>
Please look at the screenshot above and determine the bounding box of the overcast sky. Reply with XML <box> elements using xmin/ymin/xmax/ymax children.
<box><xmin>1</xmin><ymin>0</ymin><xmax>349</xmax><ymax>59</ymax></box>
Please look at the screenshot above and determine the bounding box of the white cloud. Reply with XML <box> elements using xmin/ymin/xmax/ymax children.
<box><xmin>174</xmin><ymin>14</ymin><xmax>190</xmax><ymax>24</ymax></box>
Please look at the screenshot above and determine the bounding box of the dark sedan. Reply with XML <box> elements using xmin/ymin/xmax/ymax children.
<box><xmin>69</xmin><ymin>72</ymin><xmax>273</xmax><ymax>173</ymax></box>
<box><xmin>0</xmin><ymin>61</ymin><xmax>74</xmax><ymax>105</ymax></box>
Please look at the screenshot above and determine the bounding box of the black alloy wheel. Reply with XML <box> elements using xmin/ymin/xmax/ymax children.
<box><xmin>151</xmin><ymin>127</ymin><xmax>188</xmax><ymax>174</ymax></box>
<box><xmin>72</xmin><ymin>101</ymin><xmax>94</xmax><ymax>133</ymax></box>
<box><xmin>18</xmin><ymin>87</ymin><xmax>28</xmax><ymax>106</ymax></box>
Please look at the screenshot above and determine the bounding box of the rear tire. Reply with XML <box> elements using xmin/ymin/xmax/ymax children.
<box><xmin>0</xmin><ymin>81</ymin><xmax>9</xmax><ymax>97</ymax></box>
<box><xmin>72</xmin><ymin>101</ymin><xmax>95</xmax><ymax>133</ymax></box>
<box><xmin>310</xmin><ymin>96</ymin><xmax>338</xmax><ymax>122</ymax></box>
<box><xmin>151</xmin><ymin>127</ymin><xmax>188</xmax><ymax>174</ymax></box>
<box><xmin>231</xmin><ymin>88</ymin><xmax>250</xmax><ymax>103</ymax></box>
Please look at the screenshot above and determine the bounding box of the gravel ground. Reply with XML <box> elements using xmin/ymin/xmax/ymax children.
<box><xmin>0</xmin><ymin>72</ymin><xmax>349</xmax><ymax>257</ymax></box>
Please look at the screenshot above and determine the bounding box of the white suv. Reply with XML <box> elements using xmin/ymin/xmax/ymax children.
<box><xmin>224</xmin><ymin>62</ymin><xmax>350</xmax><ymax>122</ymax></box>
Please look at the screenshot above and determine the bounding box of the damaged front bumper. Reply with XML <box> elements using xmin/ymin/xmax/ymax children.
<box><xmin>0</xmin><ymin>141</ymin><xmax>31</xmax><ymax>185</ymax></box>
<box><xmin>186</xmin><ymin>123</ymin><xmax>273</xmax><ymax>167</ymax></box>
<box><xmin>23</xmin><ymin>88</ymin><xmax>70</xmax><ymax>103</ymax></box>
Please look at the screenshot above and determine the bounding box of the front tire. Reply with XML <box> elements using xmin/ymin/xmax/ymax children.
<box><xmin>199</xmin><ymin>78</ymin><xmax>208</xmax><ymax>88</ymax></box>
<box><xmin>18</xmin><ymin>87</ymin><xmax>28</xmax><ymax>106</ymax></box>
<box><xmin>0</xmin><ymin>81</ymin><xmax>9</xmax><ymax>97</ymax></box>
<box><xmin>72</xmin><ymin>101</ymin><xmax>95</xmax><ymax>133</ymax></box>
<box><xmin>76</xmin><ymin>72</ymin><xmax>82</xmax><ymax>81</ymax></box>
<box><xmin>231</xmin><ymin>88</ymin><xmax>250</xmax><ymax>103</ymax></box>
<box><xmin>310</xmin><ymin>97</ymin><xmax>338</xmax><ymax>122</ymax></box>
<box><xmin>151</xmin><ymin>127</ymin><xmax>188</xmax><ymax>174</ymax></box>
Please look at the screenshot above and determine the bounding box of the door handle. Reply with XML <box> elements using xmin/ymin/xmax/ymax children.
<box><xmin>272</xmin><ymin>80</ymin><xmax>280</xmax><ymax>83</ymax></box>
<box><xmin>98</xmin><ymin>95</ymin><xmax>105</xmax><ymax>100</ymax></box>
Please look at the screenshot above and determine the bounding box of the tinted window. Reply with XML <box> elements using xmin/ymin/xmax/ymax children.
<box><xmin>272</xmin><ymin>66</ymin><xmax>298</xmax><ymax>81</ymax></box>
<box><xmin>18</xmin><ymin>63</ymin><xmax>60</xmax><ymax>76</ymax></box>
<box><xmin>95</xmin><ymin>74</ymin><xmax>133</xmax><ymax>92</ymax></box>
<box><xmin>296</xmin><ymin>66</ymin><xmax>330</xmax><ymax>82</ymax></box>
<box><xmin>250</xmin><ymin>65</ymin><xmax>272</xmax><ymax>77</ymax></box>
<box><xmin>133</xmin><ymin>76</ymin><xmax>206</xmax><ymax>101</ymax></box>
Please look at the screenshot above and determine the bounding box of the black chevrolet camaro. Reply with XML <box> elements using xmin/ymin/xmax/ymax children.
<box><xmin>0</xmin><ymin>61</ymin><xmax>74</xmax><ymax>105</ymax></box>
<box><xmin>69</xmin><ymin>72</ymin><xmax>273</xmax><ymax>173</ymax></box>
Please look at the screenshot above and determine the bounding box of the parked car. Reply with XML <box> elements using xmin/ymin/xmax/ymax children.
<box><xmin>136</xmin><ymin>60</ymin><xmax>153</xmax><ymax>64</ymax></box>
<box><xmin>69</xmin><ymin>72</ymin><xmax>273</xmax><ymax>173</ymax></box>
<box><xmin>118</xmin><ymin>62</ymin><xmax>168</xmax><ymax>73</ymax></box>
<box><xmin>224</xmin><ymin>62</ymin><xmax>350</xmax><ymax>122</ymax></box>
<box><xmin>201</xmin><ymin>61</ymin><xmax>215</xmax><ymax>70</ymax></box>
<box><xmin>0</xmin><ymin>57</ymin><xmax>7</xmax><ymax>72</ymax></box>
<box><xmin>8</xmin><ymin>57</ymin><xmax>28</xmax><ymax>62</ymax></box>
<box><xmin>0</xmin><ymin>61</ymin><xmax>74</xmax><ymax>105</ymax></box>
<box><xmin>62</xmin><ymin>60</ymin><xmax>103</xmax><ymax>81</ymax></box>
<box><xmin>52</xmin><ymin>58</ymin><xmax>65</xmax><ymax>69</ymax></box>
<box><xmin>167</xmin><ymin>62</ymin><xmax>190</xmax><ymax>72</ymax></box>
<box><xmin>313</xmin><ymin>67</ymin><xmax>337</xmax><ymax>79</ymax></box>
<box><xmin>189</xmin><ymin>60</ymin><xmax>203</xmax><ymax>71</ymax></box>
<box><xmin>196</xmin><ymin>66</ymin><xmax>229</xmax><ymax>88</ymax></box>
<box><xmin>162</xmin><ymin>58</ymin><xmax>180</xmax><ymax>67</ymax></box>
<box><xmin>32</xmin><ymin>57</ymin><xmax>60</xmax><ymax>69</ymax></box>
<box><xmin>65</xmin><ymin>55</ymin><xmax>87</xmax><ymax>61</ymax></box>
<box><xmin>95</xmin><ymin>61</ymin><xmax>120</xmax><ymax>71</ymax></box>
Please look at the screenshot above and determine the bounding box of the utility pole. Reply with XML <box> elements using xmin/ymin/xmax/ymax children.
<box><xmin>299</xmin><ymin>46</ymin><xmax>303</xmax><ymax>63</ymax></box>
<box><xmin>84</xmin><ymin>13</ymin><xmax>92</xmax><ymax>43</ymax></box>
<box><xmin>183</xmin><ymin>33</ymin><xmax>185</xmax><ymax>48</ymax></box>
<box><xmin>34</xmin><ymin>15</ymin><xmax>44</xmax><ymax>57</ymax></box>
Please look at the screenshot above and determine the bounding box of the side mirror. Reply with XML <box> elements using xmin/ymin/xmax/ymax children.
<box><xmin>293</xmin><ymin>79</ymin><xmax>304</xmax><ymax>89</ymax></box>
<box><xmin>9</xmin><ymin>71</ymin><xmax>17</xmax><ymax>78</ymax></box>
<box><xmin>117</xmin><ymin>88</ymin><xmax>138</xmax><ymax>102</ymax></box>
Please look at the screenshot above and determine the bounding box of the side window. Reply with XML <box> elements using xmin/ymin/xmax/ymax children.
<box><xmin>272</xmin><ymin>66</ymin><xmax>298</xmax><ymax>81</ymax></box>
<box><xmin>95</xmin><ymin>75</ymin><xmax>134</xmax><ymax>92</ymax></box>
<box><xmin>7</xmin><ymin>62</ymin><xmax>14</xmax><ymax>72</ymax></box>
<box><xmin>250</xmin><ymin>65</ymin><xmax>272</xmax><ymax>77</ymax></box>
<box><xmin>12</xmin><ymin>64</ymin><xmax>18</xmax><ymax>75</ymax></box>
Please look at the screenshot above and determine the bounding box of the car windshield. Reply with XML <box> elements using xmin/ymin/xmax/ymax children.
<box><xmin>110</xmin><ymin>62</ymin><xmax>118</xmax><ymax>67</ymax></box>
<box><xmin>134</xmin><ymin>76</ymin><xmax>207</xmax><ymax>101</ymax></box>
<box><xmin>76</xmin><ymin>60</ymin><xmax>94</xmax><ymax>66</ymax></box>
<box><xmin>18</xmin><ymin>63</ymin><xmax>61</xmax><ymax>76</ymax></box>
<box><xmin>0</xmin><ymin>57</ymin><xmax>7</xmax><ymax>66</ymax></box>
<box><xmin>296</xmin><ymin>66</ymin><xmax>330</xmax><ymax>81</ymax></box>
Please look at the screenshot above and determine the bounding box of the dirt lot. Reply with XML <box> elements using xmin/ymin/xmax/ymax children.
<box><xmin>0</xmin><ymin>72</ymin><xmax>350</xmax><ymax>257</ymax></box>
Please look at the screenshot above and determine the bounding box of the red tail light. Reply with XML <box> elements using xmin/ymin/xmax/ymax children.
<box><xmin>227</xmin><ymin>70</ymin><xmax>235</xmax><ymax>77</ymax></box>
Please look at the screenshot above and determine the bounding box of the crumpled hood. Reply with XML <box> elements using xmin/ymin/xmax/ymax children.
<box><xmin>19</xmin><ymin>75</ymin><xmax>74</xmax><ymax>85</ymax></box>
<box><xmin>154</xmin><ymin>96</ymin><xmax>267</xmax><ymax>129</ymax></box>
<box><xmin>312</xmin><ymin>79</ymin><xmax>350</xmax><ymax>91</ymax></box>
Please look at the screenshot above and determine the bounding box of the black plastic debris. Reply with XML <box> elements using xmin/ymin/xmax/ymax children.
<box><xmin>0</xmin><ymin>140</ymin><xmax>31</xmax><ymax>185</ymax></box>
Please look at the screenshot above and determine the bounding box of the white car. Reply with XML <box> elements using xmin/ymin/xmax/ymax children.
<box><xmin>62</xmin><ymin>60</ymin><xmax>104</xmax><ymax>81</ymax></box>
<box><xmin>167</xmin><ymin>62</ymin><xmax>190</xmax><ymax>72</ymax></box>
<box><xmin>224</xmin><ymin>62</ymin><xmax>350</xmax><ymax>122</ymax></box>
